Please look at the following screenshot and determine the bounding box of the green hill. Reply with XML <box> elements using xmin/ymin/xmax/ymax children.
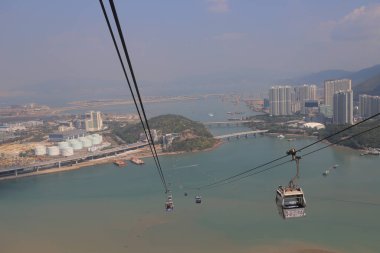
<box><xmin>353</xmin><ymin>73</ymin><xmax>380</xmax><ymax>100</ymax></box>
<box><xmin>112</xmin><ymin>114</ymin><xmax>217</xmax><ymax>152</ymax></box>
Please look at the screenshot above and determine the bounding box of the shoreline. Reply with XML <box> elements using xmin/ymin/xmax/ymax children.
<box><xmin>0</xmin><ymin>140</ymin><xmax>224</xmax><ymax>182</ymax></box>
<box><xmin>264</xmin><ymin>132</ymin><xmax>366</xmax><ymax>153</ymax></box>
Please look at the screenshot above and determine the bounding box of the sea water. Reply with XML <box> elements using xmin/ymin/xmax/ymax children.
<box><xmin>0</xmin><ymin>98</ymin><xmax>379</xmax><ymax>253</ymax></box>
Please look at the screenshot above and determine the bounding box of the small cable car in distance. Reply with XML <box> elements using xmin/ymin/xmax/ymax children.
<box><xmin>276</xmin><ymin>149</ymin><xmax>306</xmax><ymax>219</ymax></box>
<box><xmin>165</xmin><ymin>194</ymin><xmax>174</xmax><ymax>212</ymax></box>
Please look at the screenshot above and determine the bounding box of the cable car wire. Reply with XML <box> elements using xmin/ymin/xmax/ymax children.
<box><xmin>99</xmin><ymin>0</ymin><xmax>168</xmax><ymax>193</ymax></box>
<box><xmin>99</xmin><ymin>0</ymin><xmax>166</xmax><ymax>191</ymax></box>
<box><xmin>107</xmin><ymin>0</ymin><xmax>168</xmax><ymax>191</ymax></box>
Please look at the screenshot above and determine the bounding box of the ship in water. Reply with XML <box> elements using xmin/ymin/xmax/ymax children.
<box><xmin>114</xmin><ymin>160</ymin><xmax>127</xmax><ymax>167</ymax></box>
<box><xmin>130</xmin><ymin>157</ymin><xmax>144</xmax><ymax>165</ymax></box>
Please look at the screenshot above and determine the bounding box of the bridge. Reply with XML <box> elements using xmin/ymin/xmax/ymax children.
<box><xmin>0</xmin><ymin>142</ymin><xmax>149</xmax><ymax>179</ymax></box>
<box><xmin>202</xmin><ymin>120</ymin><xmax>262</xmax><ymax>127</ymax></box>
<box><xmin>214</xmin><ymin>130</ymin><xmax>268</xmax><ymax>140</ymax></box>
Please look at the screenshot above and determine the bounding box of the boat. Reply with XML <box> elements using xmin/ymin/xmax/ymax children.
<box><xmin>130</xmin><ymin>157</ymin><xmax>144</xmax><ymax>165</ymax></box>
<box><xmin>323</xmin><ymin>170</ymin><xmax>330</xmax><ymax>176</ymax></box>
<box><xmin>277</xmin><ymin>134</ymin><xmax>285</xmax><ymax>139</ymax></box>
<box><xmin>114</xmin><ymin>160</ymin><xmax>127</xmax><ymax>167</ymax></box>
<box><xmin>333</xmin><ymin>164</ymin><xmax>339</xmax><ymax>169</ymax></box>
<box><xmin>195</xmin><ymin>195</ymin><xmax>202</xmax><ymax>204</ymax></box>
<box><xmin>208</xmin><ymin>113</ymin><xmax>214</xmax><ymax>117</ymax></box>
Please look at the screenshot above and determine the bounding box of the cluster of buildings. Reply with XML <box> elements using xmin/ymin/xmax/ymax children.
<box><xmin>49</xmin><ymin>111</ymin><xmax>104</xmax><ymax>141</ymax></box>
<box><xmin>269</xmin><ymin>84</ymin><xmax>317</xmax><ymax>116</ymax></box>
<box><xmin>0</xmin><ymin>120</ymin><xmax>43</xmax><ymax>133</ymax></box>
<box><xmin>72</xmin><ymin>111</ymin><xmax>104</xmax><ymax>132</ymax></box>
<box><xmin>359</xmin><ymin>94</ymin><xmax>380</xmax><ymax>118</ymax></box>
<box><xmin>268</xmin><ymin>79</ymin><xmax>379</xmax><ymax>125</ymax></box>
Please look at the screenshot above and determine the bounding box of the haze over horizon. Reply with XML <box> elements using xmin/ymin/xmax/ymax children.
<box><xmin>1</xmin><ymin>0</ymin><xmax>380</xmax><ymax>105</ymax></box>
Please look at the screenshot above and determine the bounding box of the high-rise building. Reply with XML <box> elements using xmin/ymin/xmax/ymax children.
<box><xmin>294</xmin><ymin>84</ymin><xmax>317</xmax><ymax>114</ymax></box>
<box><xmin>269</xmin><ymin>86</ymin><xmax>292</xmax><ymax>116</ymax></box>
<box><xmin>85</xmin><ymin>111</ymin><xmax>103</xmax><ymax>132</ymax></box>
<box><xmin>359</xmin><ymin>94</ymin><xmax>380</xmax><ymax>118</ymax></box>
<box><xmin>324</xmin><ymin>79</ymin><xmax>351</xmax><ymax>107</ymax></box>
<box><xmin>333</xmin><ymin>90</ymin><xmax>353</xmax><ymax>125</ymax></box>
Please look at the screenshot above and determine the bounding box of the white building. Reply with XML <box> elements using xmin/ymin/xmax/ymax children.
<box><xmin>324</xmin><ymin>79</ymin><xmax>351</xmax><ymax>107</ymax></box>
<box><xmin>359</xmin><ymin>94</ymin><xmax>380</xmax><ymax>118</ymax></box>
<box><xmin>294</xmin><ymin>84</ymin><xmax>317</xmax><ymax>114</ymax></box>
<box><xmin>85</xmin><ymin>111</ymin><xmax>103</xmax><ymax>132</ymax></box>
<box><xmin>333</xmin><ymin>90</ymin><xmax>353</xmax><ymax>125</ymax></box>
<box><xmin>269</xmin><ymin>86</ymin><xmax>292</xmax><ymax>116</ymax></box>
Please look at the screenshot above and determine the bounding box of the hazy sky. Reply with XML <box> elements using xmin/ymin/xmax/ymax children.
<box><xmin>1</xmin><ymin>0</ymin><xmax>380</xmax><ymax>104</ymax></box>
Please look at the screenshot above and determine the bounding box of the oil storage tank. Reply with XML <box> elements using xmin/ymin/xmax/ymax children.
<box><xmin>61</xmin><ymin>146</ymin><xmax>74</xmax><ymax>157</ymax></box>
<box><xmin>47</xmin><ymin>146</ymin><xmax>60</xmax><ymax>156</ymax></box>
<box><xmin>58</xmin><ymin>141</ymin><xmax>69</xmax><ymax>149</ymax></box>
<box><xmin>90</xmin><ymin>134</ymin><xmax>102</xmax><ymax>145</ymax></box>
<box><xmin>80</xmin><ymin>137</ymin><xmax>92</xmax><ymax>148</ymax></box>
<box><xmin>70</xmin><ymin>140</ymin><xmax>83</xmax><ymax>150</ymax></box>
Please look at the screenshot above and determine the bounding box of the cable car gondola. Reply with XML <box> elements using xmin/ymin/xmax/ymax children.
<box><xmin>276</xmin><ymin>149</ymin><xmax>306</xmax><ymax>219</ymax></box>
<box><xmin>195</xmin><ymin>195</ymin><xmax>202</xmax><ymax>204</ymax></box>
<box><xmin>165</xmin><ymin>194</ymin><xmax>174</xmax><ymax>212</ymax></box>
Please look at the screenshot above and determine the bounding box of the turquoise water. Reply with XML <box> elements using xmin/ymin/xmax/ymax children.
<box><xmin>1</xmin><ymin>97</ymin><xmax>379</xmax><ymax>252</ymax></box>
<box><xmin>0</xmin><ymin>136</ymin><xmax>379</xmax><ymax>253</ymax></box>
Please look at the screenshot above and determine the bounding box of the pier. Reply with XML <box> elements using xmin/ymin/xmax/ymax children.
<box><xmin>215</xmin><ymin>130</ymin><xmax>268</xmax><ymax>140</ymax></box>
<box><xmin>0</xmin><ymin>142</ymin><xmax>148</xmax><ymax>179</ymax></box>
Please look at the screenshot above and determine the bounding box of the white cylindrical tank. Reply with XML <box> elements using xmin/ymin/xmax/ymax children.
<box><xmin>58</xmin><ymin>141</ymin><xmax>69</xmax><ymax>149</ymax></box>
<box><xmin>68</xmin><ymin>139</ymin><xmax>77</xmax><ymax>145</ymax></box>
<box><xmin>61</xmin><ymin>147</ymin><xmax>74</xmax><ymax>156</ymax></box>
<box><xmin>47</xmin><ymin>146</ymin><xmax>60</xmax><ymax>156</ymax></box>
<box><xmin>85</xmin><ymin>136</ymin><xmax>93</xmax><ymax>146</ymax></box>
<box><xmin>81</xmin><ymin>138</ymin><xmax>92</xmax><ymax>148</ymax></box>
<box><xmin>71</xmin><ymin>140</ymin><xmax>83</xmax><ymax>150</ymax></box>
<box><xmin>34</xmin><ymin>145</ymin><xmax>46</xmax><ymax>156</ymax></box>
<box><xmin>90</xmin><ymin>134</ymin><xmax>101</xmax><ymax>145</ymax></box>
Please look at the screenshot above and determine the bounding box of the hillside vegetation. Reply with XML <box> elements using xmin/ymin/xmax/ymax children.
<box><xmin>319</xmin><ymin>119</ymin><xmax>380</xmax><ymax>149</ymax></box>
<box><xmin>112</xmin><ymin>114</ymin><xmax>216</xmax><ymax>152</ymax></box>
<box><xmin>353</xmin><ymin>73</ymin><xmax>380</xmax><ymax>100</ymax></box>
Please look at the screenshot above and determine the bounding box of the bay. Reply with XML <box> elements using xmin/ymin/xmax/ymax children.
<box><xmin>0</xmin><ymin>97</ymin><xmax>379</xmax><ymax>253</ymax></box>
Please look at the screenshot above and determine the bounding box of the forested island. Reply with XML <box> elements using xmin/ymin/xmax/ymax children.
<box><xmin>112</xmin><ymin>114</ymin><xmax>217</xmax><ymax>152</ymax></box>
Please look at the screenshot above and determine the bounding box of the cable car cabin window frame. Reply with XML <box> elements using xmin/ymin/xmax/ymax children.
<box><xmin>283</xmin><ymin>195</ymin><xmax>305</xmax><ymax>208</ymax></box>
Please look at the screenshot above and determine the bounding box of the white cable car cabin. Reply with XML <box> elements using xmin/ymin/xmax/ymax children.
<box><xmin>276</xmin><ymin>185</ymin><xmax>306</xmax><ymax>219</ymax></box>
<box><xmin>195</xmin><ymin>195</ymin><xmax>202</xmax><ymax>204</ymax></box>
<box><xmin>275</xmin><ymin>150</ymin><xmax>306</xmax><ymax>219</ymax></box>
<box><xmin>165</xmin><ymin>194</ymin><xmax>174</xmax><ymax>212</ymax></box>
